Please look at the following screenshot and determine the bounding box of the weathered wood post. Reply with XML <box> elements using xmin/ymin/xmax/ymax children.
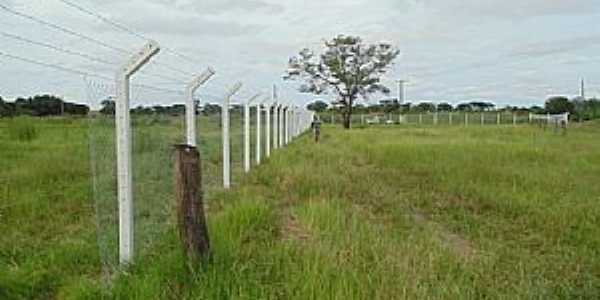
<box><xmin>174</xmin><ymin>145</ymin><xmax>211</xmax><ymax>268</ymax></box>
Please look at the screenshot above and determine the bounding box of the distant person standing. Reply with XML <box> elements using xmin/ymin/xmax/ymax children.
<box><xmin>311</xmin><ymin>116</ymin><xmax>321</xmax><ymax>143</ymax></box>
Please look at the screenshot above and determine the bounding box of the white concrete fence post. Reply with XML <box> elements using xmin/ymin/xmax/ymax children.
<box><xmin>222</xmin><ymin>82</ymin><xmax>242</xmax><ymax>189</ymax></box>
<box><xmin>273</xmin><ymin>104</ymin><xmax>279</xmax><ymax>150</ymax></box>
<box><xmin>449</xmin><ymin>112</ymin><xmax>453</xmax><ymax>125</ymax></box>
<box><xmin>465</xmin><ymin>112</ymin><xmax>468</xmax><ymax>126</ymax></box>
<box><xmin>279</xmin><ymin>105</ymin><xmax>284</xmax><ymax>148</ymax></box>
<box><xmin>185</xmin><ymin>68</ymin><xmax>215</xmax><ymax>147</ymax></box>
<box><xmin>115</xmin><ymin>41</ymin><xmax>160</xmax><ymax>265</ymax></box>
<box><xmin>244</xmin><ymin>93</ymin><xmax>260</xmax><ymax>173</ymax></box>
<box><xmin>265</xmin><ymin>102</ymin><xmax>271</xmax><ymax>157</ymax></box>
<box><xmin>481</xmin><ymin>113</ymin><xmax>484</xmax><ymax>126</ymax></box>
<box><xmin>284</xmin><ymin>106</ymin><xmax>289</xmax><ymax>145</ymax></box>
<box><xmin>497</xmin><ymin>112</ymin><xmax>501</xmax><ymax>125</ymax></box>
<box><xmin>256</xmin><ymin>99</ymin><xmax>265</xmax><ymax>164</ymax></box>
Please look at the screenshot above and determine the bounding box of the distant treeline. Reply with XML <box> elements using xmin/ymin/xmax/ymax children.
<box><xmin>98</xmin><ymin>100</ymin><xmax>241</xmax><ymax>116</ymax></box>
<box><xmin>309</xmin><ymin>96</ymin><xmax>600</xmax><ymax>121</ymax></box>
<box><xmin>0</xmin><ymin>95</ymin><xmax>242</xmax><ymax>118</ymax></box>
<box><xmin>4</xmin><ymin>94</ymin><xmax>600</xmax><ymax>121</ymax></box>
<box><xmin>0</xmin><ymin>95</ymin><xmax>89</xmax><ymax>117</ymax></box>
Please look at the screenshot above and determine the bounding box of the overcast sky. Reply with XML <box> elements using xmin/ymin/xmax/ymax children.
<box><xmin>1</xmin><ymin>0</ymin><xmax>599</xmax><ymax>108</ymax></box>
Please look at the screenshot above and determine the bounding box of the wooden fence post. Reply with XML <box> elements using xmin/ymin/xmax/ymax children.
<box><xmin>174</xmin><ymin>145</ymin><xmax>211</xmax><ymax>267</ymax></box>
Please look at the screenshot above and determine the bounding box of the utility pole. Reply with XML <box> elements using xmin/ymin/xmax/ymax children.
<box><xmin>397</xmin><ymin>80</ymin><xmax>406</xmax><ymax>105</ymax></box>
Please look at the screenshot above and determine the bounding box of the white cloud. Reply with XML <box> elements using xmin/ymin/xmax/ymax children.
<box><xmin>0</xmin><ymin>0</ymin><xmax>599</xmax><ymax>106</ymax></box>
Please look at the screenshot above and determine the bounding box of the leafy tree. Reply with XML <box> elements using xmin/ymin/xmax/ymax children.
<box><xmin>379</xmin><ymin>98</ymin><xmax>399</xmax><ymax>113</ymax></box>
<box><xmin>202</xmin><ymin>103</ymin><xmax>221</xmax><ymax>115</ymax></box>
<box><xmin>131</xmin><ymin>106</ymin><xmax>154</xmax><ymax>115</ymax></box>
<box><xmin>456</xmin><ymin>103</ymin><xmax>472</xmax><ymax>112</ymax></box>
<box><xmin>0</xmin><ymin>96</ymin><xmax>11</xmax><ymax>117</ymax></box>
<box><xmin>285</xmin><ymin>35</ymin><xmax>400</xmax><ymax>129</ymax></box>
<box><xmin>414</xmin><ymin>102</ymin><xmax>436</xmax><ymax>113</ymax></box>
<box><xmin>571</xmin><ymin>97</ymin><xmax>600</xmax><ymax>121</ymax></box>
<box><xmin>0</xmin><ymin>96</ymin><xmax>7</xmax><ymax>117</ymax></box>
<box><xmin>399</xmin><ymin>103</ymin><xmax>411</xmax><ymax>113</ymax></box>
<box><xmin>545</xmin><ymin>96</ymin><xmax>573</xmax><ymax>114</ymax></box>
<box><xmin>169</xmin><ymin>104</ymin><xmax>186</xmax><ymax>116</ymax></box>
<box><xmin>469</xmin><ymin>101</ymin><xmax>495</xmax><ymax>111</ymax></box>
<box><xmin>529</xmin><ymin>105</ymin><xmax>545</xmax><ymax>114</ymax></box>
<box><xmin>100</xmin><ymin>99</ymin><xmax>115</xmax><ymax>115</ymax></box>
<box><xmin>307</xmin><ymin>100</ymin><xmax>329</xmax><ymax>112</ymax></box>
<box><xmin>437</xmin><ymin>102</ymin><xmax>453</xmax><ymax>112</ymax></box>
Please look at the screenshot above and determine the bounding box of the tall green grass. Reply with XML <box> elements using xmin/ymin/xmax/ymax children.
<box><xmin>2</xmin><ymin>117</ymin><xmax>600</xmax><ymax>299</ymax></box>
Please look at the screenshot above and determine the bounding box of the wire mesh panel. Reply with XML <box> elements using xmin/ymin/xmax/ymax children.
<box><xmin>196</xmin><ymin>111</ymin><xmax>222</xmax><ymax>195</ymax></box>
<box><xmin>85</xmin><ymin>79</ymin><xmax>119</xmax><ymax>277</ymax></box>
<box><xmin>86</xmin><ymin>79</ymin><xmax>184</xmax><ymax>277</ymax></box>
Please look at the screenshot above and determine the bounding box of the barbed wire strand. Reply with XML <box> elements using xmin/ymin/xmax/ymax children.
<box><xmin>0</xmin><ymin>30</ymin><xmax>187</xmax><ymax>85</ymax></box>
<box><xmin>0</xmin><ymin>3</ymin><xmax>194</xmax><ymax>79</ymax></box>
<box><xmin>56</xmin><ymin>0</ymin><xmax>205</xmax><ymax>69</ymax></box>
<box><xmin>0</xmin><ymin>50</ymin><xmax>184</xmax><ymax>95</ymax></box>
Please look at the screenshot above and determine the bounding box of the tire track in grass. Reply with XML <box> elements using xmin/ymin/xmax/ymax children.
<box><xmin>410</xmin><ymin>209</ymin><xmax>476</xmax><ymax>260</ymax></box>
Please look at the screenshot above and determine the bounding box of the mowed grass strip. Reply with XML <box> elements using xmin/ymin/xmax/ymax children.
<box><xmin>2</xmin><ymin>117</ymin><xmax>600</xmax><ymax>299</ymax></box>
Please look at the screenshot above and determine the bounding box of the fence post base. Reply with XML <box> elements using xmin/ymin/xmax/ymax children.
<box><xmin>174</xmin><ymin>144</ymin><xmax>211</xmax><ymax>268</ymax></box>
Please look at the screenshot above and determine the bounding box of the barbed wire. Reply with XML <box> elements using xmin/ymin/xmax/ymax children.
<box><xmin>56</xmin><ymin>0</ymin><xmax>206</xmax><ymax>69</ymax></box>
<box><xmin>0</xmin><ymin>3</ymin><xmax>129</xmax><ymax>54</ymax></box>
<box><xmin>0</xmin><ymin>30</ymin><xmax>189</xmax><ymax>84</ymax></box>
<box><xmin>0</xmin><ymin>3</ymin><xmax>195</xmax><ymax>79</ymax></box>
<box><xmin>0</xmin><ymin>50</ymin><xmax>184</xmax><ymax>95</ymax></box>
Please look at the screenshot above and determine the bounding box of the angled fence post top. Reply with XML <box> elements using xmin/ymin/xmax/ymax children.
<box><xmin>226</xmin><ymin>82</ymin><xmax>243</xmax><ymax>99</ymax></box>
<box><xmin>246</xmin><ymin>93</ymin><xmax>261</xmax><ymax>104</ymax></box>
<box><xmin>120</xmin><ymin>40</ymin><xmax>160</xmax><ymax>77</ymax></box>
<box><xmin>186</xmin><ymin>67</ymin><xmax>215</xmax><ymax>93</ymax></box>
<box><xmin>185</xmin><ymin>67</ymin><xmax>215</xmax><ymax>147</ymax></box>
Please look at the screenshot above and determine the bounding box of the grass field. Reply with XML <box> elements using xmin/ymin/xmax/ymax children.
<box><xmin>1</xmin><ymin>117</ymin><xmax>600</xmax><ymax>299</ymax></box>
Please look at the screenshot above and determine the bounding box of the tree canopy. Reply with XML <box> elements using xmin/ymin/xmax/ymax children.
<box><xmin>285</xmin><ymin>34</ymin><xmax>400</xmax><ymax>128</ymax></box>
<box><xmin>545</xmin><ymin>96</ymin><xmax>574</xmax><ymax>114</ymax></box>
<box><xmin>307</xmin><ymin>100</ymin><xmax>329</xmax><ymax>112</ymax></box>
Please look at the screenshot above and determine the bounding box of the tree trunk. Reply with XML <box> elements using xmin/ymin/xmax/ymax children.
<box><xmin>174</xmin><ymin>144</ymin><xmax>211</xmax><ymax>268</ymax></box>
<box><xmin>342</xmin><ymin>97</ymin><xmax>354</xmax><ymax>129</ymax></box>
<box><xmin>343</xmin><ymin>112</ymin><xmax>351</xmax><ymax>129</ymax></box>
